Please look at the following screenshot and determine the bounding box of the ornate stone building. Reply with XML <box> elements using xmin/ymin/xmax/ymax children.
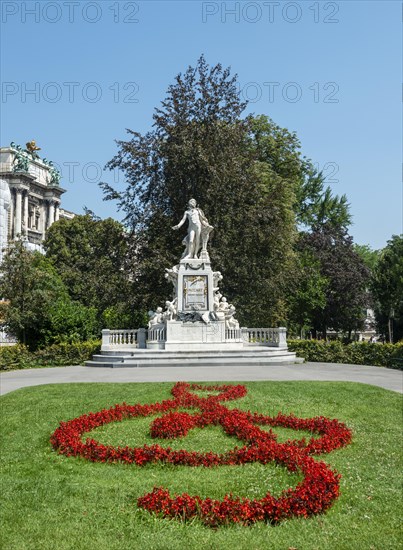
<box><xmin>0</xmin><ymin>141</ymin><xmax>74</xmax><ymax>257</ymax></box>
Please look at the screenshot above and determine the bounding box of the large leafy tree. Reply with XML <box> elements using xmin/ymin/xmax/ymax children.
<box><xmin>246</xmin><ymin>115</ymin><xmax>351</xmax><ymax>330</ymax></box>
<box><xmin>0</xmin><ymin>241</ymin><xmax>98</xmax><ymax>348</ymax></box>
<box><xmin>0</xmin><ymin>242</ymin><xmax>64</xmax><ymax>347</ymax></box>
<box><xmin>372</xmin><ymin>235</ymin><xmax>403</xmax><ymax>343</ymax></box>
<box><xmin>287</xmin><ymin>250</ymin><xmax>328</xmax><ymax>337</ymax></box>
<box><xmin>298</xmin><ymin>224</ymin><xmax>370</xmax><ymax>338</ymax></box>
<box><xmin>43</xmin><ymin>214</ymin><xmax>137</xmax><ymax>327</ymax></box>
<box><xmin>101</xmin><ymin>57</ymin><xmax>300</xmax><ymax>325</ymax></box>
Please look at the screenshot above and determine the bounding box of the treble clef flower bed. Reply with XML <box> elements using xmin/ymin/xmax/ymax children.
<box><xmin>50</xmin><ymin>382</ymin><xmax>352</xmax><ymax>527</ymax></box>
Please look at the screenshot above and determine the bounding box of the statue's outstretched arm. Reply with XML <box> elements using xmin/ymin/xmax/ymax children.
<box><xmin>172</xmin><ymin>212</ymin><xmax>187</xmax><ymax>230</ymax></box>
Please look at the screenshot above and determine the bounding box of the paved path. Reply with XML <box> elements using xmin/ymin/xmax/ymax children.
<box><xmin>1</xmin><ymin>363</ymin><xmax>402</xmax><ymax>395</ymax></box>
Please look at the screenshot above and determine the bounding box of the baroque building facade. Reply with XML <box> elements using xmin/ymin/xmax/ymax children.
<box><xmin>0</xmin><ymin>141</ymin><xmax>74</xmax><ymax>259</ymax></box>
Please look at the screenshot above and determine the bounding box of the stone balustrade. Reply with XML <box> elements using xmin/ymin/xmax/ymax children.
<box><xmin>101</xmin><ymin>328</ymin><xmax>146</xmax><ymax>351</ymax></box>
<box><xmin>147</xmin><ymin>325</ymin><xmax>167</xmax><ymax>343</ymax></box>
<box><xmin>102</xmin><ymin>326</ymin><xmax>287</xmax><ymax>351</ymax></box>
<box><xmin>241</xmin><ymin>327</ymin><xmax>287</xmax><ymax>348</ymax></box>
<box><xmin>225</xmin><ymin>328</ymin><xmax>242</xmax><ymax>342</ymax></box>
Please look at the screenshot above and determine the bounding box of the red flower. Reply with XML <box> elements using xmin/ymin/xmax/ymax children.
<box><xmin>50</xmin><ymin>382</ymin><xmax>352</xmax><ymax>527</ymax></box>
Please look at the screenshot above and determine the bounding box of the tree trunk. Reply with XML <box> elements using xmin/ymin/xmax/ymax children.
<box><xmin>388</xmin><ymin>317</ymin><xmax>393</xmax><ymax>344</ymax></box>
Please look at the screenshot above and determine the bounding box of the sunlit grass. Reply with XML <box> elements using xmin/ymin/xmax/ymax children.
<box><xmin>1</xmin><ymin>381</ymin><xmax>401</xmax><ymax>549</ymax></box>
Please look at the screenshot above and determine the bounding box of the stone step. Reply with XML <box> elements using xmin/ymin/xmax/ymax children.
<box><xmin>89</xmin><ymin>347</ymin><xmax>291</xmax><ymax>363</ymax></box>
<box><xmin>85</xmin><ymin>351</ymin><xmax>302</xmax><ymax>368</ymax></box>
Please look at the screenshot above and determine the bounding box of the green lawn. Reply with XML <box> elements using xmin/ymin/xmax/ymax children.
<box><xmin>1</xmin><ymin>381</ymin><xmax>401</xmax><ymax>549</ymax></box>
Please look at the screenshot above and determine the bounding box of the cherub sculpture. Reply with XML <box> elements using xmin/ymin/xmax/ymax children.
<box><xmin>147</xmin><ymin>307</ymin><xmax>164</xmax><ymax>328</ymax></box>
<box><xmin>164</xmin><ymin>299</ymin><xmax>177</xmax><ymax>321</ymax></box>
<box><xmin>165</xmin><ymin>265</ymin><xmax>179</xmax><ymax>297</ymax></box>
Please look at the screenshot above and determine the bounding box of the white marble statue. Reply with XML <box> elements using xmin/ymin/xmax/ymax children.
<box><xmin>164</xmin><ymin>299</ymin><xmax>177</xmax><ymax>321</ymax></box>
<box><xmin>217</xmin><ymin>296</ymin><xmax>230</xmax><ymax>318</ymax></box>
<box><xmin>225</xmin><ymin>304</ymin><xmax>239</xmax><ymax>330</ymax></box>
<box><xmin>165</xmin><ymin>265</ymin><xmax>179</xmax><ymax>297</ymax></box>
<box><xmin>211</xmin><ymin>291</ymin><xmax>222</xmax><ymax>321</ymax></box>
<box><xmin>172</xmin><ymin>199</ymin><xmax>213</xmax><ymax>260</ymax></box>
<box><xmin>213</xmin><ymin>271</ymin><xmax>223</xmax><ymax>291</ymax></box>
<box><xmin>148</xmin><ymin>307</ymin><xmax>164</xmax><ymax>328</ymax></box>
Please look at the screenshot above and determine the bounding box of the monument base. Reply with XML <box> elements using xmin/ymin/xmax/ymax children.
<box><xmin>148</xmin><ymin>320</ymin><xmax>244</xmax><ymax>351</ymax></box>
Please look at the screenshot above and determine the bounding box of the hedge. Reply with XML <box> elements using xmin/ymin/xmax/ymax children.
<box><xmin>2</xmin><ymin>339</ymin><xmax>402</xmax><ymax>371</ymax></box>
<box><xmin>288</xmin><ymin>340</ymin><xmax>403</xmax><ymax>369</ymax></box>
<box><xmin>0</xmin><ymin>340</ymin><xmax>101</xmax><ymax>371</ymax></box>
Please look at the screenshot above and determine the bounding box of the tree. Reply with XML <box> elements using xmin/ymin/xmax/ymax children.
<box><xmin>0</xmin><ymin>241</ymin><xmax>98</xmax><ymax>348</ymax></box>
<box><xmin>295</xmin><ymin>160</ymin><xmax>351</xmax><ymax>231</ymax></box>
<box><xmin>44</xmin><ymin>214</ymin><xmax>136</xmax><ymax>326</ymax></box>
<box><xmin>372</xmin><ymin>235</ymin><xmax>403</xmax><ymax>343</ymax></box>
<box><xmin>354</xmin><ymin>244</ymin><xmax>380</xmax><ymax>272</ymax></box>
<box><xmin>101</xmin><ymin>57</ymin><xmax>299</xmax><ymax>326</ymax></box>
<box><xmin>298</xmin><ymin>224</ymin><xmax>370</xmax><ymax>338</ymax></box>
<box><xmin>0</xmin><ymin>242</ymin><xmax>65</xmax><ymax>347</ymax></box>
<box><xmin>287</xmin><ymin>250</ymin><xmax>328</xmax><ymax>338</ymax></box>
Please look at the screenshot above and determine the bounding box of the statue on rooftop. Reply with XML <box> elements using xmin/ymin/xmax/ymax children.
<box><xmin>25</xmin><ymin>140</ymin><xmax>41</xmax><ymax>159</ymax></box>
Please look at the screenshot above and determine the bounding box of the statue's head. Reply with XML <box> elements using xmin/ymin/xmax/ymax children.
<box><xmin>188</xmin><ymin>198</ymin><xmax>197</xmax><ymax>208</ymax></box>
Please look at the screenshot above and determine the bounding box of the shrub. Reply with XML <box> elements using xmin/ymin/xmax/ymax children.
<box><xmin>41</xmin><ymin>299</ymin><xmax>100</xmax><ymax>346</ymax></box>
<box><xmin>288</xmin><ymin>339</ymin><xmax>403</xmax><ymax>368</ymax></box>
<box><xmin>0</xmin><ymin>340</ymin><xmax>101</xmax><ymax>371</ymax></box>
<box><xmin>0</xmin><ymin>344</ymin><xmax>31</xmax><ymax>370</ymax></box>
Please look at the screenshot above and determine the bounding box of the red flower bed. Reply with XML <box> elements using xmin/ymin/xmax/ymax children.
<box><xmin>50</xmin><ymin>382</ymin><xmax>352</xmax><ymax>526</ymax></box>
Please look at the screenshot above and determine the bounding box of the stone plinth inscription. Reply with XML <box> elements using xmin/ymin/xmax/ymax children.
<box><xmin>183</xmin><ymin>275</ymin><xmax>208</xmax><ymax>311</ymax></box>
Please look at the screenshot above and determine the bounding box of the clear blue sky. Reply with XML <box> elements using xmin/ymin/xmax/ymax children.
<box><xmin>1</xmin><ymin>0</ymin><xmax>401</xmax><ymax>249</ymax></box>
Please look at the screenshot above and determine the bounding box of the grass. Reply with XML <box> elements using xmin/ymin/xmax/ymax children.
<box><xmin>1</xmin><ymin>381</ymin><xmax>402</xmax><ymax>550</ymax></box>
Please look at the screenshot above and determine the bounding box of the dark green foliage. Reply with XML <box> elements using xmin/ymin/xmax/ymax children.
<box><xmin>0</xmin><ymin>340</ymin><xmax>101</xmax><ymax>370</ymax></box>
<box><xmin>41</xmin><ymin>298</ymin><xmax>99</xmax><ymax>346</ymax></box>
<box><xmin>0</xmin><ymin>242</ymin><xmax>68</xmax><ymax>348</ymax></box>
<box><xmin>44</xmin><ymin>214</ymin><xmax>131</xmax><ymax>314</ymax></box>
<box><xmin>288</xmin><ymin>339</ymin><xmax>403</xmax><ymax>368</ymax></box>
<box><xmin>287</xmin><ymin>250</ymin><xmax>328</xmax><ymax>337</ymax></box>
<box><xmin>297</xmin><ymin>224</ymin><xmax>370</xmax><ymax>337</ymax></box>
<box><xmin>44</xmin><ymin>214</ymin><xmax>145</xmax><ymax>330</ymax></box>
<box><xmin>371</xmin><ymin>235</ymin><xmax>403</xmax><ymax>343</ymax></box>
<box><xmin>0</xmin><ymin>242</ymin><xmax>100</xmax><ymax>349</ymax></box>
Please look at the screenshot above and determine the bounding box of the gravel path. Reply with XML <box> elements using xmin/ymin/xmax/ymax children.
<box><xmin>1</xmin><ymin>362</ymin><xmax>402</xmax><ymax>395</ymax></box>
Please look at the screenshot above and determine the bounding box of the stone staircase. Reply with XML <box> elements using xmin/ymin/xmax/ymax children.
<box><xmin>85</xmin><ymin>347</ymin><xmax>303</xmax><ymax>368</ymax></box>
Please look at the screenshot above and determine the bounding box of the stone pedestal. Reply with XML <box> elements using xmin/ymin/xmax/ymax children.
<box><xmin>177</xmin><ymin>258</ymin><xmax>214</xmax><ymax>313</ymax></box>
<box><xmin>145</xmin><ymin>258</ymin><xmax>242</xmax><ymax>351</ymax></box>
<box><xmin>163</xmin><ymin>320</ymin><xmax>243</xmax><ymax>351</ymax></box>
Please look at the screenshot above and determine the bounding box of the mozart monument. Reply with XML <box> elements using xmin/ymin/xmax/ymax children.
<box><xmin>89</xmin><ymin>200</ymin><xmax>300</xmax><ymax>367</ymax></box>
<box><xmin>148</xmin><ymin>198</ymin><xmax>241</xmax><ymax>351</ymax></box>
